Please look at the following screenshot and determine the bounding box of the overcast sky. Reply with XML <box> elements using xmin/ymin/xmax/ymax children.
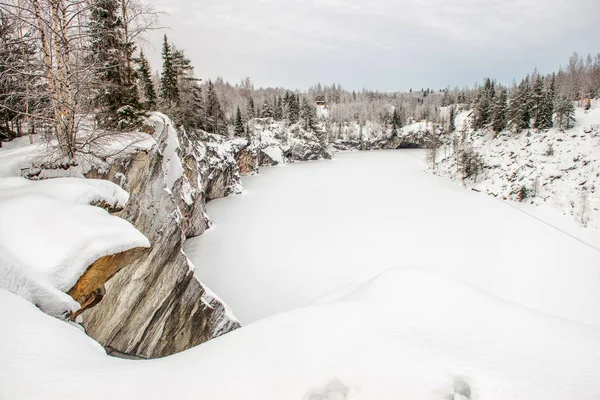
<box><xmin>144</xmin><ymin>0</ymin><xmax>600</xmax><ymax>92</ymax></box>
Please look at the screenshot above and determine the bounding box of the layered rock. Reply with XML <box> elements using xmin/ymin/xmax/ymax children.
<box><xmin>240</xmin><ymin>118</ymin><xmax>436</xmax><ymax>170</ymax></box>
<box><xmin>79</xmin><ymin>114</ymin><xmax>242</xmax><ymax>359</ymax></box>
<box><xmin>239</xmin><ymin>118</ymin><xmax>332</xmax><ymax>174</ymax></box>
<box><xmin>330</xmin><ymin>121</ymin><xmax>435</xmax><ymax>151</ymax></box>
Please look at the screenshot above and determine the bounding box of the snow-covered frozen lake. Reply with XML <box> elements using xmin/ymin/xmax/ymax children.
<box><xmin>185</xmin><ymin>150</ymin><xmax>600</xmax><ymax>326</ymax></box>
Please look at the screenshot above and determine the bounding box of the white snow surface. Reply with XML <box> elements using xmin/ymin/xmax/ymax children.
<box><xmin>186</xmin><ymin>151</ymin><xmax>600</xmax><ymax>328</ymax></box>
<box><xmin>2</xmin><ymin>145</ymin><xmax>600</xmax><ymax>398</ymax></box>
<box><xmin>0</xmin><ymin>176</ymin><xmax>129</xmax><ymax>208</ymax></box>
<box><xmin>2</xmin><ymin>266</ymin><xmax>600</xmax><ymax>399</ymax></box>
<box><xmin>0</xmin><ymin>177</ymin><xmax>149</xmax><ymax>318</ymax></box>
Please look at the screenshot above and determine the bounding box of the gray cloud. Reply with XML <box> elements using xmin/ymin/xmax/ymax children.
<box><xmin>145</xmin><ymin>0</ymin><xmax>600</xmax><ymax>91</ymax></box>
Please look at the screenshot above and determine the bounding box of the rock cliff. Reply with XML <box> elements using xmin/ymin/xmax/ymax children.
<box><xmin>78</xmin><ymin>114</ymin><xmax>242</xmax><ymax>359</ymax></box>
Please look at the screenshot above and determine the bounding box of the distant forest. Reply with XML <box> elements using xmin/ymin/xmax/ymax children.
<box><xmin>1</xmin><ymin>0</ymin><xmax>599</xmax><ymax>160</ymax></box>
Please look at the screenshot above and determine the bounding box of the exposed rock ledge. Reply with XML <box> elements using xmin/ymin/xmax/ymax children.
<box><xmin>77</xmin><ymin>114</ymin><xmax>243</xmax><ymax>359</ymax></box>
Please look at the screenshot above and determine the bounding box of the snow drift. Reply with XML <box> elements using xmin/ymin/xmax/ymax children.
<box><xmin>2</xmin><ymin>267</ymin><xmax>600</xmax><ymax>399</ymax></box>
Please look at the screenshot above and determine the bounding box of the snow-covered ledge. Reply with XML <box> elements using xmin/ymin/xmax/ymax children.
<box><xmin>0</xmin><ymin>177</ymin><xmax>150</xmax><ymax>319</ymax></box>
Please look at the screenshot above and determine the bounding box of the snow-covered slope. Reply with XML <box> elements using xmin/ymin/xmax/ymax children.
<box><xmin>436</xmin><ymin>101</ymin><xmax>600</xmax><ymax>228</ymax></box>
<box><xmin>2</xmin><ymin>267</ymin><xmax>600</xmax><ymax>399</ymax></box>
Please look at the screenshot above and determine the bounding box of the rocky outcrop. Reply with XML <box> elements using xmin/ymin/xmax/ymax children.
<box><xmin>328</xmin><ymin>120</ymin><xmax>437</xmax><ymax>151</ymax></box>
<box><xmin>239</xmin><ymin>118</ymin><xmax>332</xmax><ymax>174</ymax></box>
<box><xmin>79</xmin><ymin>114</ymin><xmax>242</xmax><ymax>359</ymax></box>
<box><xmin>382</xmin><ymin>129</ymin><xmax>432</xmax><ymax>149</ymax></box>
<box><xmin>68</xmin><ymin>247</ymin><xmax>148</xmax><ymax>321</ymax></box>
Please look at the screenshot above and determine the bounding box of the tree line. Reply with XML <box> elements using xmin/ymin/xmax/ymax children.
<box><xmin>0</xmin><ymin>0</ymin><xmax>598</xmax><ymax>162</ymax></box>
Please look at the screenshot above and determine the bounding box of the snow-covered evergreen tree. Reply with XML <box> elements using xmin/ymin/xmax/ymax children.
<box><xmin>246</xmin><ymin>98</ymin><xmax>255</xmax><ymax>119</ymax></box>
<box><xmin>472</xmin><ymin>78</ymin><xmax>495</xmax><ymax>130</ymax></box>
<box><xmin>234</xmin><ymin>106</ymin><xmax>244</xmax><ymax>135</ymax></box>
<box><xmin>538</xmin><ymin>74</ymin><xmax>556</xmax><ymax>130</ymax></box>
<box><xmin>554</xmin><ymin>97</ymin><xmax>576</xmax><ymax>129</ymax></box>
<box><xmin>441</xmin><ymin>89</ymin><xmax>454</xmax><ymax>107</ymax></box>
<box><xmin>88</xmin><ymin>0</ymin><xmax>140</xmax><ymax>129</ymax></box>
<box><xmin>301</xmin><ymin>97</ymin><xmax>317</xmax><ymax>129</ymax></box>
<box><xmin>289</xmin><ymin>94</ymin><xmax>300</xmax><ymax>124</ymax></box>
<box><xmin>448</xmin><ymin>106</ymin><xmax>456</xmax><ymax>133</ymax></box>
<box><xmin>136</xmin><ymin>51</ymin><xmax>156</xmax><ymax>110</ymax></box>
<box><xmin>205</xmin><ymin>80</ymin><xmax>226</xmax><ymax>134</ymax></box>
<box><xmin>509</xmin><ymin>78</ymin><xmax>532</xmax><ymax>131</ymax></box>
<box><xmin>532</xmin><ymin>75</ymin><xmax>545</xmax><ymax>128</ymax></box>
<box><xmin>261</xmin><ymin>100</ymin><xmax>273</xmax><ymax>118</ymax></box>
<box><xmin>491</xmin><ymin>86</ymin><xmax>508</xmax><ymax>134</ymax></box>
<box><xmin>391</xmin><ymin>107</ymin><xmax>402</xmax><ymax>137</ymax></box>
<box><xmin>274</xmin><ymin>97</ymin><xmax>283</xmax><ymax>120</ymax></box>
<box><xmin>160</xmin><ymin>35</ymin><xmax>179</xmax><ymax>107</ymax></box>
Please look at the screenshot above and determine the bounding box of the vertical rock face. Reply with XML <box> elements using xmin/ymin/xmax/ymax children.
<box><xmin>244</xmin><ymin>118</ymin><xmax>333</xmax><ymax>169</ymax></box>
<box><xmin>80</xmin><ymin>115</ymin><xmax>242</xmax><ymax>359</ymax></box>
<box><xmin>243</xmin><ymin>117</ymin><xmax>433</xmax><ymax>164</ymax></box>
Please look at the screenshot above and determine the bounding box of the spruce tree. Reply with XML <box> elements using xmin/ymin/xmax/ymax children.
<box><xmin>289</xmin><ymin>95</ymin><xmax>300</xmax><ymax>124</ymax></box>
<box><xmin>519</xmin><ymin>78</ymin><xmax>533</xmax><ymax>130</ymax></box>
<box><xmin>509</xmin><ymin>78</ymin><xmax>531</xmax><ymax>131</ymax></box>
<box><xmin>391</xmin><ymin>107</ymin><xmax>402</xmax><ymax>137</ymax></box>
<box><xmin>300</xmin><ymin>97</ymin><xmax>317</xmax><ymax>129</ymax></box>
<box><xmin>261</xmin><ymin>100</ymin><xmax>273</xmax><ymax>118</ymax></box>
<box><xmin>0</xmin><ymin>16</ymin><xmax>37</xmax><ymax>137</ymax></box>
<box><xmin>555</xmin><ymin>97</ymin><xmax>576</xmax><ymax>129</ymax></box>
<box><xmin>274</xmin><ymin>97</ymin><xmax>284</xmax><ymax>120</ymax></box>
<box><xmin>472</xmin><ymin>78</ymin><xmax>495</xmax><ymax>130</ymax></box>
<box><xmin>136</xmin><ymin>51</ymin><xmax>156</xmax><ymax>110</ymax></box>
<box><xmin>181</xmin><ymin>84</ymin><xmax>205</xmax><ymax>131</ymax></box>
<box><xmin>160</xmin><ymin>35</ymin><xmax>179</xmax><ymax>107</ymax></box>
<box><xmin>535</xmin><ymin>80</ymin><xmax>554</xmax><ymax>130</ymax></box>
<box><xmin>491</xmin><ymin>86</ymin><xmax>508</xmax><ymax>134</ymax></box>
<box><xmin>234</xmin><ymin>106</ymin><xmax>245</xmax><ymax>135</ymax></box>
<box><xmin>88</xmin><ymin>0</ymin><xmax>139</xmax><ymax>129</ymax></box>
<box><xmin>540</xmin><ymin>74</ymin><xmax>556</xmax><ymax>130</ymax></box>
<box><xmin>205</xmin><ymin>80</ymin><xmax>225</xmax><ymax>134</ymax></box>
<box><xmin>448</xmin><ymin>106</ymin><xmax>456</xmax><ymax>133</ymax></box>
<box><xmin>507</xmin><ymin>86</ymin><xmax>520</xmax><ymax>132</ymax></box>
<box><xmin>172</xmin><ymin>48</ymin><xmax>194</xmax><ymax>82</ymax></box>
<box><xmin>160</xmin><ymin>45</ymin><xmax>204</xmax><ymax>130</ymax></box>
<box><xmin>283</xmin><ymin>92</ymin><xmax>291</xmax><ymax>118</ymax></box>
<box><xmin>246</xmin><ymin>98</ymin><xmax>255</xmax><ymax>119</ymax></box>
<box><xmin>441</xmin><ymin>90</ymin><xmax>454</xmax><ymax>107</ymax></box>
<box><xmin>532</xmin><ymin>76</ymin><xmax>545</xmax><ymax>128</ymax></box>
